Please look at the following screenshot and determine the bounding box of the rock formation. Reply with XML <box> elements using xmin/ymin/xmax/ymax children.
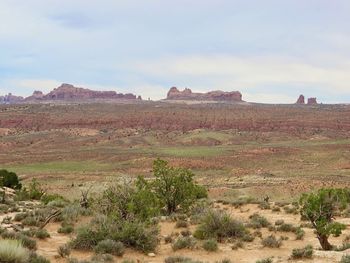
<box><xmin>296</xmin><ymin>95</ymin><xmax>305</xmax><ymax>104</ymax></box>
<box><xmin>307</xmin><ymin>97</ymin><xmax>318</xmax><ymax>105</ymax></box>
<box><xmin>42</xmin><ymin>83</ymin><xmax>137</xmax><ymax>100</ymax></box>
<box><xmin>24</xmin><ymin>91</ymin><xmax>44</xmax><ymax>101</ymax></box>
<box><xmin>166</xmin><ymin>87</ymin><xmax>243</xmax><ymax>102</ymax></box>
<box><xmin>295</xmin><ymin>95</ymin><xmax>318</xmax><ymax>105</ymax></box>
<box><xmin>0</xmin><ymin>93</ymin><xmax>24</xmax><ymax>104</ymax></box>
<box><xmin>1</xmin><ymin>83</ymin><xmax>140</xmax><ymax>104</ymax></box>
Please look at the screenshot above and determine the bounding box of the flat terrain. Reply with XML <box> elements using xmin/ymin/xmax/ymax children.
<box><xmin>1</xmin><ymin>102</ymin><xmax>350</xmax><ymax>201</ymax></box>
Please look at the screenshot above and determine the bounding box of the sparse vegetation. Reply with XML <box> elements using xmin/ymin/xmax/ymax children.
<box><xmin>261</xmin><ymin>235</ymin><xmax>282</xmax><ymax>248</ymax></box>
<box><xmin>256</xmin><ymin>259</ymin><xmax>272</xmax><ymax>263</ymax></box>
<box><xmin>57</xmin><ymin>244</ymin><xmax>71</xmax><ymax>258</ymax></box>
<box><xmin>290</xmin><ymin>245</ymin><xmax>313</xmax><ymax>259</ymax></box>
<box><xmin>194</xmin><ymin>210</ymin><xmax>247</xmax><ymax>241</ymax></box>
<box><xmin>0</xmin><ymin>239</ymin><xmax>29</xmax><ymax>263</ymax></box>
<box><xmin>202</xmin><ymin>239</ymin><xmax>218</xmax><ymax>251</ymax></box>
<box><xmin>248</xmin><ymin>213</ymin><xmax>271</xmax><ymax>229</ymax></box>
<box><xmin>94</xmin><ymin>239</ymin><xmax>125</xmax><ymax>256</ymax></box>
<box><xmin>172</xmin><ymin>236</ymin><xmax>197</xmax><ymax>251</ymax></box>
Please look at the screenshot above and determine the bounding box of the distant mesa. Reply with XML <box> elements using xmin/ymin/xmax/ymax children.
<box><xmin>1</xmin><ymin>83</ymin><xmax>141</xmax><ymax>104</ymax></box>
<box><xmin>166</xmin><ymin>87</ymin><xmax>243</xmax><ymax>102</ymax></box>
<box><xmin>0</xmin><ymin>93</ymin><xmax>24</xmax><ymax>104</ymax></box>
<box><xmin>295</xmin><ymin>94</ymin><xmax>318</xmax><ymax>105</ymax></box>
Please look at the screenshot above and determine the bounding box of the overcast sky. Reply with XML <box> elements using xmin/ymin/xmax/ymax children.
<box><xmin>1</xmin><ymin>0</ymin><xmax>350</xmax><ymax>103</ymax></box>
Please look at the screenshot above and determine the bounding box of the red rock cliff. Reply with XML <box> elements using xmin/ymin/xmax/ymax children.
<box><xmin>167</xmin><ymin>87</ymin><xmax>243</xmax><ymax>102</ymax></box>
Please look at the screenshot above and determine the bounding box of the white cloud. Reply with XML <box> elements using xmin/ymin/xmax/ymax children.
<box><xmin>244</xmin><ymin>93</ymin><xmax>297</xmax><ymax>104</ymax></box>
<box><xmin>11</xmin><ymin>79</ymin><xmax>62</xmax><ymax>94</ymax></box>
<box><xmin>131</xmin><ymin>54</ymin><xmax>350</xmax><ymax>96</ymax></box>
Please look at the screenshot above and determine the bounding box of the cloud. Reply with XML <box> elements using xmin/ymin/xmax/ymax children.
<box><xmin>0</xmin><ymin>1</ymin><xmax>350</xmax><ymax>103</ymax></box>
<box><xmin>5</xmin><ymin>79</ymin><xmax>62</xmax><ymax>95</ymax></box>
<box><xmin>130</xmin><ymin>54</ymin><xmax>350</xmax><ymax>102</ymax></box>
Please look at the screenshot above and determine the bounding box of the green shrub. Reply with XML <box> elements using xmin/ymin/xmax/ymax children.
<box><xmin>271</xmin><ymin>206</ymin><xmax>281</xmax><ymax>212</ymax></box>
<box><xmin>181</xmin><ymin>229</ymin><xmax>191</xmax><ymax>237</ymax></box>
<box><xmin>0</xmin><ymin>239</ymin><xmax>29</xmax><ymax>263</ymax></box>
<box><xmin>216</xmin><ymin>260</ymin><xmax>232</xmax><ymax>263</ymax></box>
<box><xmin>172</xmin><ymin>236</ymin><xmax>196</xmax><ymax>251</ymax></box>
<box><xmin>283</xmin><ymin>206</ymin><xmax>298</xmax><ymax>214</ymax></box>
<box><xmin>175</xmin><ymin>220</ymin><xmax>188</xmax><ymax>228</ymax></box>
<box><xmin>41</xmin><ymin>194</ymin><xmax>66</xmax><ymax>205</ymax></box>
<box><xmin>256</xmin><ymin>259</ymin><xmax>272</xmax><ymax>263</ymax></box>
<box><xmin>58</xmin><ymin>222</ymin><xmax>74</xmax><ymax>234</ymax></box>
<box><xmin>258</xmin><ymin>202</ymin><xmax>270</xmax><ymax>210</ymax></box>
<box><xmin>113</xmin><ymin>221</ymin><xmax>159</xmax><ymax>253</ymax></box>
<box><xmin>294</xmin><ymin>227</ymin><xmax>305</xmax><ymax>240</ymax></box>
<box><xmin>194</xmin><ymin>210</ymin><xmax>246</xmax><ymax>241</ymax></box>
<box><xmin>248</xmin><ymin>213</ymin><xmax>271</xmax><ymax>229</ymax></box>
<box><xmin>274</xmin><ymin>219</ymin><xmax>284</xmax><ymax>226</ymax></box>
<box><xmin>276</xmin><ymin>223</ymin><xmax>295</xmax><ymax>232</ymax></box>
<box><xmin>57</xmin><ymin>244</ymin><xmax>71</xmax><ymax>258</ymax></box>
<box><xmin>28</xmin><ymin>252</ymin><xmax>50</xmax><ymax>263</ymax></box>
<box><xmin>94</xmin><ymin>239</ymin><xmax>125</xmax><ymax>256</ymax></box>
<box><xmin>22</xmin><ymin>216</ymin><xmax>39</xmax><ymax>227</ymax></box>
<box><xmin>202</xmin><ymin>239</ymin><xmax>218</xmax><ymax>251</ymax></box>
<box><xmin>90</xmin><ymin>253</ymin><xmax>114</xmax><ymax>262</ymax></box>
<box><xmin>72</xmin><ymin>217</ymin><xmax>159</xmax><ymax>253</ymax></box>
<box><xmin>165</xmin><ymin>256</ymin><xmax>202</xmax><ymax>263</ymax></box>
<box><xmin>16</xmin><ymin>179</ymin><xmax>45</xmax><ymax>201</ymax></box>
<box><xmin>340</xmin><ymin>255</ymin><xmax>350</xmax><ymax>263</ymax></box>
<box><xmin>231</xmin><ymin>240</ymin><xmax>243</xmax><ymax>250</ymax></box>
<box><xmin>334</xmin><ymin>242</ymin><xmax>350</xmax><ymax>251</ymax></box>
<box><xmin>70</xmin><ymin>226</ymin><xmax>104</xmax><ymax>250</ymax></box>
<box><xmin>35</xmin><ymin>229</ymin><xmax>50</xmax><ymax>239</ymax></box>
<box><xmin>18</xmin><ymin>234</ymin><xmax>37</xmax><ymax>250</ymax></box>
<box><xmin>99</xmin><ymin>177</ymin><xmax>160</xmax><ymax>221</ymax></box>
<box><xmin>241</xmin><ymin>233</ymin><xmax>254</xmax><ymax>242</ymax></box>
<box><xmin>261</xmin><ymin>235</ymin><xmax>282</xmax><ymax>248</ymax></box>
<box><xmin>291</xmin><ymin>245</ymin><xmax>313</xmax><ymax>259</ymax></box>
<box><xmin>14</xmin><ymin>212</ymin><xmax>28</xmax><ymax>222</ymax></box>
<box><xmin>0</xmin><ymin>169</ymin><xmax>22</xmax><ymax>189</ymax></box>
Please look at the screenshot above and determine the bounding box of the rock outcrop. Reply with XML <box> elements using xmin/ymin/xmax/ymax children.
<box><xmin>42</xmin><ymin>84</ymin><xmax>137</xmax><ymax>100</ymax></box>
<box><xmin>24</xmin><ymin>91</ymin><xmax>44</xmax><ymax>101</ymax></box>
<box><xmin>0</xmin><ymin>93</ymin><xmax>24</xmax><ymax>104</ymax></box>
<box><xmin>167</xmin><ymin>87</ymin><xmax>243</xmax><ymax>102</ymax></box>
<box><xmin>307</xmin><ymin>98</ymin><xmax>318</xmax><ymax>105</ymax></box>
<box><xmin>1</xmin><ymin>84</ymin><xmax>140</xmax><ymax>104</ymax></box>
<box><xmin>296</xmin><ymin>95</ymin><xmax>305</xmax><ymax>104</ymax></box>
<box><xmin>295</xmin><ymin>95</ymin><xmax>318</xmax><ymax>105</ymax></box>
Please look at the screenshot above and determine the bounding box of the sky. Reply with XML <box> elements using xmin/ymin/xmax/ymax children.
<box><xmin>0</xmin><ymin>0</ymin><xmax>350</xmax><ymax>103</ymax></box>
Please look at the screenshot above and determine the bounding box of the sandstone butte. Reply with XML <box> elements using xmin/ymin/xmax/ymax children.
<box><xmin>0</xmin><ymin>83</ymin><xmax>141</xmax><ymax>103</ymax></box>
<box><xmin>295</xmin><ymin>94</ymin><xmax>318</xmax><ymax>105</ymax></box>
<box><xmin>166</xmin><ymin>87</ymin><xmax>243</xmax><ymax>102</ymax></box>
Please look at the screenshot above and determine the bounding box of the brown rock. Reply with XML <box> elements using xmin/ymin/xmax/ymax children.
<box><xmin>296</xmin><ymin>95</ymin><xmax>305</xmax><ymax>104</ymax></box>
<box><xmin>25</xmin><ymin>91</ymin><xmax>44</xmax><ymax>101</ymax></box>
<box><xmin>0</xmin><ymin>93</ymin><xmax>24</xmax><ymax>103</ymax></box>
<box><xmin>167</xmin><ymin>87</ymin><xmax>243</xmax><ymax>102</ymax></box>
<box><xmin>32</xmin><ymin>83</ymin><xmax>138</xmax><ymax>101</ymax></box>
<box><xmin>307</xmin><ymin>97</ymin><xmax>318</xmax><ymax>105</ymax></box>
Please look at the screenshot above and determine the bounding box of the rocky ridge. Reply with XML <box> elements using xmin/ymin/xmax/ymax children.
<box><xmin>166</xmin><ymin>87</ymin><xmax>243</xmax><ymax>102</ymax></box>
<box><xmin>0</xmin><ymin>84</ymin><xmax>141</xmax><ymax>104</ymax></box>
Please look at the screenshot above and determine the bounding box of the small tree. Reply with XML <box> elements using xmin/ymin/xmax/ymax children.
<box><xmin>152</xmin><ymin>159</ymin><xmax>207</xmax><ymax>215</ymax></box>
<box><xmin>0</xmin><ymin>169</ymin><xmax>22</xmax><ymax>189</ymax></box>
<box><xmin>299</xmin><ymin>188</ymin><xmax>349</xmax><ymax>250</ymax></box>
